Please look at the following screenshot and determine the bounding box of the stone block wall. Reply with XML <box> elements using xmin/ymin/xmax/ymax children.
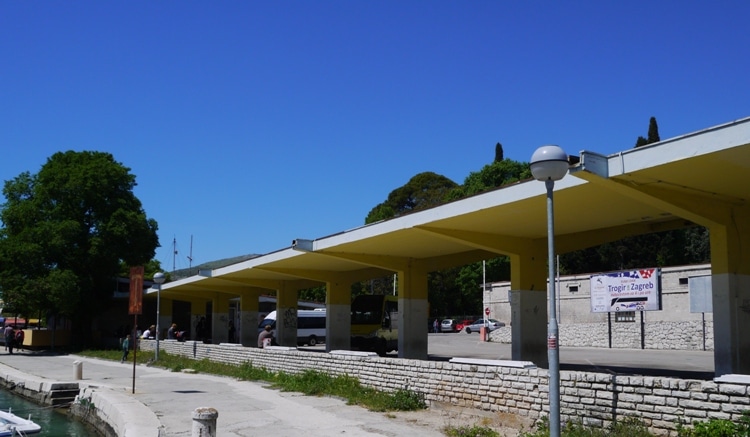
<box><xmin>141</xmin><ymin>340</ymin><xmax>749</xmax><ymax>435</ymax></box>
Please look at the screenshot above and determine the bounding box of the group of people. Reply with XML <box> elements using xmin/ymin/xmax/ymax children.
<box><xmin>120</xmin><ymin>322</ymin><xmax>187</xmax><ymax>364</ymax></box>
<box><xmin>4</xmin><ymin>325</ymin><xmax>25</xmax><ymax>355</ymax></box>
<box><xmin>120</xmin><ymin>320</ymin><xmax>275</xmax><ymax>349</ymax></box>
<box><xmin>135</xmin><ymin>323</ymin><xmax>187</xmax><ymax>341</ymax></box>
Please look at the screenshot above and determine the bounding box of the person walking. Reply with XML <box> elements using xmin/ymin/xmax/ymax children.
<box><xmin>433</xmin><ymin>319</ymin><xmax>439</xmax><ymax>333</ymax></box>
<box><xmin>121</xmin><ymin>334</ymin><xmax>131</xmax><ymax>363</ymax></box>
<box><xmin>3</xmin><ymin>325</ymin><xmax>13</xmax><ymax>353</ymax></box>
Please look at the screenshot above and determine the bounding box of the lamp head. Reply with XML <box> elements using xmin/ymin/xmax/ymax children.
<box><xmin>530</xmin><ymin>145</ymin><xmax>569</xmax><ymax>182</ymax></box>
<box><xmin>153</xmin><ymin>272</ymin><xmax>166</xmax><ymax>285</ymax></box>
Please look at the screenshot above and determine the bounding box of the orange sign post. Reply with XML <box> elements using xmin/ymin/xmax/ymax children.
<box><xmin>129</xmin><ymin>266</ymin><xmax>144</xmax><ymax>393</ymax></box>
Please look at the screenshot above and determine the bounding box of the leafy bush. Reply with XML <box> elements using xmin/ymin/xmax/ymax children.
<box><xmin>386</xmin><ymin>388</ymin><xmax>427</xmax><ymax>411</ymax></box>
<box><xmin>444</xmin><ymin>424</ymin><xmax>500</xmax><ymax>437</ymax></box>
<box><xmin>676</xmin><ymin>411</ymin><xmax>750</xmax><ymax>437</ymax></box>
<box><xmin>521</xmin><ymin>416</ymin><xmax>653</xmax><ymax>437</ymax></box>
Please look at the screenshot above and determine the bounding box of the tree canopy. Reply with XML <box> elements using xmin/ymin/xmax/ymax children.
<box><xmin>365</xmin><ymin>172</ymin><xmax>458</xmax><ymax>224</ymax></box>
<box><xmin>0</xmin><ymin>151</ymin><xmax>159</xmax><ymax>345</ymax></box>
<box><xmin>446</xmin><ymin>158</ymin><xmax>531</xmax><ymax>201</ymax></box>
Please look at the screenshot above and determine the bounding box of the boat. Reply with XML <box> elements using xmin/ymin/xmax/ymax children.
<box><xmin>0</xmin><ymin>409</ymin><xmax>41</xmax><ymax>436</ymax></box>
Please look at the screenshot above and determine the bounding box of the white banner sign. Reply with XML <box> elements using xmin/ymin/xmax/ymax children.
<box><xmin>590</xmin><ymin>268</ymin><xmax>661</xmax><ymax>313</ymax></box>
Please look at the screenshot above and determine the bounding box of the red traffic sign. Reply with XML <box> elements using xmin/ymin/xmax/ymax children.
<box><xmin>484</xmin><ymin>307</ymin><xmax>490</xmax><ymax>316</ymax></box>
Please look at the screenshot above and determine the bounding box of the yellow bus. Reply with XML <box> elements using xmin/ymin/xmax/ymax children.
<box><xmin>351</xmin><ymin>294</ymin><xmax>398</xmax><ymax>356</ymax></box>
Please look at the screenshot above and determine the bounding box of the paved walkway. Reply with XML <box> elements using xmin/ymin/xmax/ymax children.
<box><xmin>0</xmin><ymin>350</ymin><xmax>456</xmax><ymax>437</ymax></box>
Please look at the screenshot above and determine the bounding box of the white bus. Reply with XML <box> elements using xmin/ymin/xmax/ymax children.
<box><xmin>258</xmin><ymin>309</ymin><xmax>326</xmax><ymax>346</ymax></box>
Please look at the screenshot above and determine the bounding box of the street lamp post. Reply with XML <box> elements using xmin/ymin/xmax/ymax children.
<box><xmin>530</xmin><ymin>145</ymin><xmax>569</xmax><ymax>437</ymax></box>
<box><xmin>153</xmin><ymin>272</ymin><xmax>165</xmax><ymax>361</ymax></box>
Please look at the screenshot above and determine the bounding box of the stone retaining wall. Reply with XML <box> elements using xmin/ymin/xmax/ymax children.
<box><xmin>142</xmin><ymin>339</ymin><xmax>749</xmax><ymax>435</ymax></box>
<box><xmin>0</xmin><ymin>364</ymin><xmax>78</xmax><ymax>407</ymax></box>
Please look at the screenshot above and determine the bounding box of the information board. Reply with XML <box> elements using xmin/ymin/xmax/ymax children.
<box><xmin>590</xmin><ymin>268</ymin><xmax>661</xmax><ymax>313</ymax></box>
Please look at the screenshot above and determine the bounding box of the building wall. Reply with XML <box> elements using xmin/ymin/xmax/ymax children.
<box><xmin>141</xmin><ymin>339</ymin><xmax>749</xmax><ymax>435</ymax></box>
<box><xmin>487</xmin><ymin>264</ymin><xmax>714</xmax><ymax>350</ymax></box>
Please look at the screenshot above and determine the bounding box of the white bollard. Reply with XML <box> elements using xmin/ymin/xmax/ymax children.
<box><xmin>73</xmin><ymin>361</ymin><xmax>82</xmax><ymax>380</ymax></box>
<box><xmin>191</xmin><ymin>407</ymin><xmax>218</xmax><ymax>437</ymax></box>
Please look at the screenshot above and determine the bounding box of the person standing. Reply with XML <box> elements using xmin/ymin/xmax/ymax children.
<box><xmin>433</xmin><ymin>319</ymin><xmax>439</xmax><ymax>333</ymax></box>
<box><xmin>195</xmin><ymin>317</ymin><xmax>206</xmax><ymax>342</ymax></box>
<box><xmin>121</xmin><ymin>334</ymin><xmax>131</xmax><ymax>363</ymax></box>
<box><xmin>228</xmin><ymin>320</ymin><xmax>236</xmax><ymax>343</ymax></box>
<box><xmin>4</xmin><ymin>325</ymin><xmax>14</xmax><ymax>354</ymax></box>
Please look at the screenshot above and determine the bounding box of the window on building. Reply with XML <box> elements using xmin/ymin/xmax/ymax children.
<box><xmin>679</xmin><ymin>277</ymin><xmax>689</xmax><ymax>285</ymax></box>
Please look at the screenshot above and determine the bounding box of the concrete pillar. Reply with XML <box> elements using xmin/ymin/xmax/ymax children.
<box><xmin>191</xmin><ymin>407</ymin><xmax>218</xmax><ymax>437</ymax></box>
<box><xmin>239</xmin><ymin>289</ymin><xmax>262</xmax><ymax>347</ymax></box>
<box><xmin>326</xmin><ymin>279</ymin><xmax>351</xmax><ymax>352</ymax></box>
<box><xmin>398</xmin><ymin>262</ymin><xmax>429</xmax><ymax>360</ymax></box>
<box><xmin>211</xmin><ymin>294</ymin><xmax>230</xmax><ymax>344</ymax></box>
<box><xmin>186</xmin><ymin>299</ymin><xmax>209</xmax><ymax>342</ymax></box>
<box><xmin>710</xmin><ymin>206</ymin><xmax>750</xmax><ymax>375</ymax></box>
<box><xmin>275</xmin><ymin>282</ymin><xmax>298</xmax><ymax>347</ymax></box>
<box><xmin>509</xmin><ymin>248</ymin><xmax>548</xmax><ymax>367</ymax></box>
<box><xmin>159</xmin><ymin>297</ymin><xmax>174</xmax><ymax>340</ymax></box>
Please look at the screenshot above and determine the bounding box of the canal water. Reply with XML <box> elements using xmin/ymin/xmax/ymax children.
<box><xmin>0</xmin><ymin>388</ymin><xmax>96</xmax><ymax>436</ymax></box>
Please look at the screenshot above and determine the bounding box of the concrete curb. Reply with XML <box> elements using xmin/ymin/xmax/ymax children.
<box><xmin>73</xmin><ymin>386</ymin><xmax>162</xmax><ymax>437</ymax></box>
<box><xmin>0</xmin><ymin>361</ymin><xmax>162</xmax><ymax>436</ymax></box>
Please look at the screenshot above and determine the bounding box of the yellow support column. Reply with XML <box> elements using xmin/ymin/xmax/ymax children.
<box><xmin>239</xmin><ymin>288</ymin><xmax>263</xmax><ymax>347</ymax></box>
<box><xmin>158</xmin><ymin>297</ymin><xmax>174</xmax><ymax>341</ymax></box>
<box><xmin>211</xmin><ymin>294</ymin><xmax>231</xmax><ymax>344</ymax></box>
<box><xmin>398</xmin><ymin>261</ymin><xmax>429</xmax><ymax>360</ymax></box>
<box><xmin>710</xmin><ymin>206</ymin><xmax>750</xmax><ymax>375</ymax></box>
<box><xmin>509</xmin><ymin>244</ymin><xmax>548</xmax><ymax>367</ymax></box>
<box><xmin>275</xmin><ymin>282</ymin><xmax>298</xmax><ymax>347</ymax></box>
<box><xmin>326</xmin><ymin>279</ymin><xmax>351</xmax><ymax>352</ymax></box>
<box><xmin>186</xmin><ymin>298</ymin><xmax>209</xmax><ymax>342</ymax></box>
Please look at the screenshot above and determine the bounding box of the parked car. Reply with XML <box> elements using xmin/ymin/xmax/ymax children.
<box><xmin>464</xmin><ymin>319</ymin><xmax>505</xmax><ymax>334</ymax></box>
<box><xmin>440</xmin><ymin>319</ymin><xmax>457</xmax><ymax>333</ymax></box>
<box><xmin>455</xmin><ymin>319</ymin><xmax>474</xmax><ymax>332</ymax></box>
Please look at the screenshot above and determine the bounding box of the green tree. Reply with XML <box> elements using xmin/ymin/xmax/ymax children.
<box><xmin>447</xmin><ymin>158</ymin><xmax>531</xmax><ymax>201</ymax></box>
<box><xmin>365</xmin><ymin>172</ymin><xmax>457</xmax><ymax>224</ymax></box>
<box><xmin>0</xmin><ymin>151</ymin><xmax>159</xmax><ymax>346</ymax></box>
<box><xmin>454</xmin><ymin>257</ymin><xmax>510</xmax><ymax>315</ymax></box>
<box><xmin>298</xmin><ymin>285</ymin><xmax>326</xmax><ymax>303</ymax></box>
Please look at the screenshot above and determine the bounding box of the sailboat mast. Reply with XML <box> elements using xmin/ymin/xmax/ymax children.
<box><xmin>172</xmin><ymin>237</ymin><xmax>177</xmax><ymax>275</ymax></box>
<box><xmin>188</xmin><ymin>235</ymin><xmax>194</xmax><ymax>273</ymax></box>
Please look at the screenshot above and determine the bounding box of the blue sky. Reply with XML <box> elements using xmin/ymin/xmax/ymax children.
<box><xmin>2</xmin><ymin>1</ymin><xmax>749</xmax><ymax>271</ymax></box>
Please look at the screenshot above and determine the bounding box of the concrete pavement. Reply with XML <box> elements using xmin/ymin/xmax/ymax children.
<box><xmin>0</xmin><ymin>350</ymin><xmax>452</xmax><ymax>437</ymax></box>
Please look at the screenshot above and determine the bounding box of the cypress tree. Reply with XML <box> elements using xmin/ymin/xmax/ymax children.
<box><xmin>494</xmin><ymin>142</ymin><xmax>504</xmax><ymax>162</ymax></box>
<box><xmin>634</xmin><ymin>117</ymin><xmax>660</xmax><ymax>148</ymax></box>
<box><xmin>647</xmin><ymin>116</ymin><xmax>660</xmax><ymax>143</ymax></box>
